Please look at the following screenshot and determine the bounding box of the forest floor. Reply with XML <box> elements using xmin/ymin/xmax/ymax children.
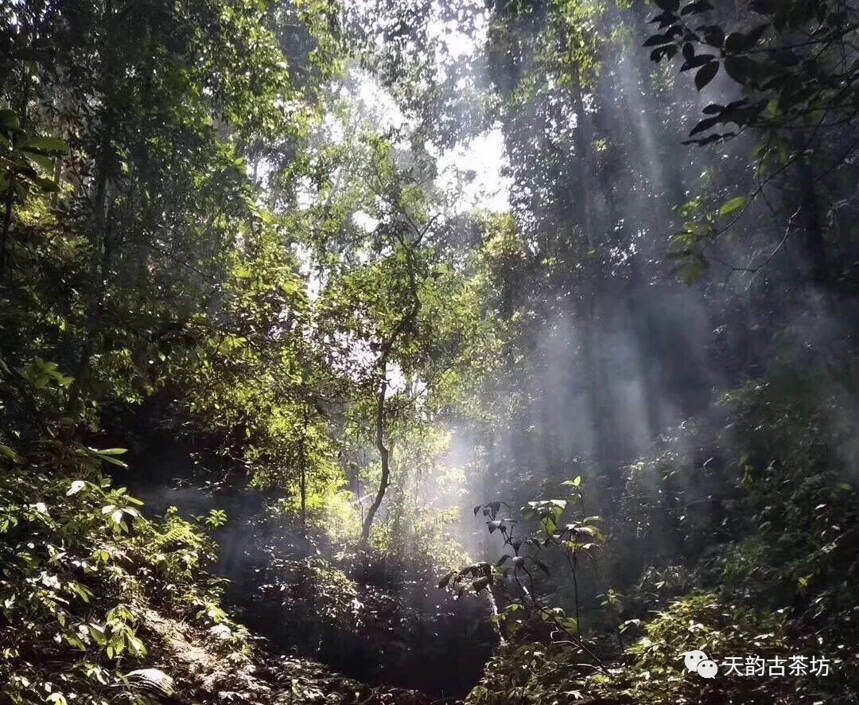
<box><xmin>139</xmin><ymin>604</ymin><xmax>441</xmax><ymax>705</ymax></box>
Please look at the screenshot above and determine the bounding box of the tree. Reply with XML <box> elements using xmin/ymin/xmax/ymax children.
<box><xmin>644</xmin><ymin>0</ymin><xmax>859</xmax><ymax>286</ymax></box>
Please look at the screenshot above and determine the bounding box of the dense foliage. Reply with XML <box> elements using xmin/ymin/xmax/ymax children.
<box><xmin>1</xmin><ymin>0</ymin><xmax>857</xmax><ymax>704</ymax></box>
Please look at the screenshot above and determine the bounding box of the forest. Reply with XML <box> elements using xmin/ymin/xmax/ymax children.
<box><xmin>1</xmin><ymin>0</ymin><xmax>858</xmax><ymax>703</ymax></box>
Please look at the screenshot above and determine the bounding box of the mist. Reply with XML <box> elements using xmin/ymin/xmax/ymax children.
<box><xmin>2</xmin><ymin>0</ymin><xmax>857</xmax><ymax>703</ymax></box>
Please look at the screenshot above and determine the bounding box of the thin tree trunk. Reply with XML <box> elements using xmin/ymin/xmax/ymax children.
<box><xmin>358</xmin><ymin>230</ymin><xmax>421</xmax><ymax>543</ymax></box>
<box><xmin>66</xmin><ymin>153</ymin><xmax>108</xmax><ymax>418</ymax></box>
<box><xmin>299</xmin><ymin>419</ymin><xmax>307</xmax><ymax>538</ymax></box>
<box><xmin>0</xmin><ymin>191</ymin><xmax>13</xmax><ymax>283</ymax></box>
<box><xmin>360</xmin><ymin>364</ymin><xmax>389</xmax><ymax>544</ymax></box>
<box><xmin>794</xmin><ymin>150</ymin><xmax>827</xmax><ymax>284</ymax></box>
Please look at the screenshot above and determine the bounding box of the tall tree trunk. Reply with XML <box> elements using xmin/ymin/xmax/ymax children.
<box><xmin>66</xmin><ymin>146</ymin><xmax>109</xmax><ymax>418</ymax></box>
<box><xmin>66</xmin><ymin>2</ymin><xmax>115</xmax><ymax>417</ymax></box>
<box><xmin>794</xmin><ymin>148</ymin><xmax>827</xmax><ymax>284</ymax></box>
<box><xmin>570</xmin><ymin>68</ymin><xmax>612</xmax><ymax>479</ymax></box>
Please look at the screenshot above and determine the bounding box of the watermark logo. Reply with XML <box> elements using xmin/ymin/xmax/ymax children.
<box><xmin>682</xmin><ymin>650</ymin><xmax>719</xmax><ymax>679</ymax></box>
<box><xmin>681</xmin><ymin>650</ymin><xmax>831</xmax><ymax>679</ymax></box>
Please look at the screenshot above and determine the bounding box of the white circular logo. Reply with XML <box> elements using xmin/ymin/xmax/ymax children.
<box><xmin>682</xmin><ymin>650</ymin><xmax>719</xmax><ymax>678</ymax></box>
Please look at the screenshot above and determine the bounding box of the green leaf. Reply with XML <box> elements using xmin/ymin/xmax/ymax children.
<box><xmin>0</xmin><ymin>444</ymin><xmax>23</xmax><ymax>464</ymax></box>
<box><xmin>90</xmin><ymin>447</ymin><xmax>129</xmax><ymax>468</ymax></box>
<box><xmin>695</xmin><ymin>61</ymin><xmax>719</xmax><ymax>90</ymax></box>
<box><xmin>97</xmin><ymin>454</ymin><xmax>128</xmax><ymax>468</ymax></box>
<box><xmin>88</xmin><ymin>624</ymin><xmax>107</xmax><ymax>645</ymax></box>
<box><xmin>689</xmin><ymin>116</ymin><xmax>721</xmax><ymax>136</ymax></box>
<box><xmin>0</xmin><ymin>109</ymin><xmax>20</xmax><ymax>131</ymax></box>
<box><xmin>719</xmin><ymin>195</ymin><xmax>750</xmax><ymax>216</ymax></box>
<box><xmin>67</xmin><ymin>581</ymin><xmax>92</xmax><ymax>603</ymax></box>
<box><xmin>64</xmin><ymin>634</ymin><xmax>86</xmax><ymax>650</ymax></box>
<box><xmin>724</xmin><ymin>24</ymin><xmax>769</xmax><ymax>53</ymax></box>
<box><xmin>723</xmin><ymin>56</ymin><xmax>757</xmax><ymax>85</ymax></box>
<box><xmin>25</xmin><ymin>152</ymin><xmax>55</xmax><ymax>171</ymax></box>
<box><xmin>127</xmin><ymin>634</ymin><xmax>146</xmax><ymax>656</ymax></box>
<box><xmin>21</xmin><ymin>136</ymin><xmax>67</xmax><ymax>153</ymax></box>
<box><xmin>700</xmin><ymin>26</ymin><xmax>725</xmax><ymax>47</ymax></box>
<box><xmin>34</xmin><ymin>177</ymin><xmax>59</xmax><ymax>193</ymax></box>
